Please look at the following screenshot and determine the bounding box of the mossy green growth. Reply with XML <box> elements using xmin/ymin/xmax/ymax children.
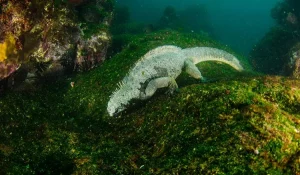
<box><xmin>0</xmin><ymin>30</ymin><xmax>299</xmax><ymax>174</ymax></box>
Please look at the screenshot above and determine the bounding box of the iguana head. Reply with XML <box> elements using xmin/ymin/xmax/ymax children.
<box><xmin>107</xmin><ymin>84</ymin><xmax>139</xmax><ymax>116</ymax></box>
<box><xmin>107</xmin><ymin>98</ymin><xmax>126</xmax><ymax>117</ymax></box>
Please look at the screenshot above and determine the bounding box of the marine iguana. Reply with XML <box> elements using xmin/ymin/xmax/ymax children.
<box><xmin>107</xmin><ymin>45</ymin><xmax>243</xmax><ymax>116</ymax></box>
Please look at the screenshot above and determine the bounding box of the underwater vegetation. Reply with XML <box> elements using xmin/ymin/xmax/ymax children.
<box><xmin>0</xmin><ymin>30</ymin><xmax>299</xmax><ymax>174</ymax></box>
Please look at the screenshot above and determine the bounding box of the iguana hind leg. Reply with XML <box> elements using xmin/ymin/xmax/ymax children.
<box><xmin>140</xmin><ymin>77</ymin><xmax>178</xmax><ymax>100</ymax></box>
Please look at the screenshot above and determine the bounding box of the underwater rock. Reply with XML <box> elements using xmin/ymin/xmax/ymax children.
<box><xmin>250</xmin><ymin>27</ymin><xmax>296</xmax><ymax>75</ymax></box>
<box><xmin>0</xmin><ymin>0</ymin><xmax>113</xmax><ymax>90</ymax></box>
<box><xmin>271</xmin><ymin>0</ymin><xmax>300</xmax><ymax>29</ymax></box>
<box><xmin>0</xmin><ymin>63</ymin><xmax>19</xmax><ymax>92</ymax></box>
<box><xmin>75</xmin><ymin>32</ymin><xmax>110</xmax><ymax>71</ymax></box>
<box><xmin>0</xmin><ymin>63</ymin><xmax>19</xmax><ymax>80</ymax></box>
<box><xmin>287</xmin><ymin>43</ymin><xmax>300</xmax><ymax>79</ymax></box>
<box><xmin>1</xmin><ymin>30</ymin><xmax>300</xmax><ymax>174</ymax></box>
<box><xmin>252</xmin><ymin>0</ymin><xmax>300</xmax><ymax>76</ymax></box>
<box><xmin>292</xmin><ymin>58</ymin><xmax>300</xmax><ymax>78</ymax></box>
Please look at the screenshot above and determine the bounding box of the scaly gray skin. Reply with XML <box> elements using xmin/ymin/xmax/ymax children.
<box><xmin>107</xmin><ymin>45</ymin><xmax>243</xmax><ymax>116</ymax></box>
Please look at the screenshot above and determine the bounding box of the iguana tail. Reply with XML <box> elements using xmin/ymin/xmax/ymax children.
<box><xmin>182</xmin><ymin>47</ymin><xmax>244</xmax><ymax>71</ymax></box>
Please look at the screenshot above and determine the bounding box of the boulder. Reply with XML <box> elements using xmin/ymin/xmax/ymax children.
<box><xmin>0</xmin><ymin>0</ymin><xmax>113</xmax><ymax>91</ymax></box>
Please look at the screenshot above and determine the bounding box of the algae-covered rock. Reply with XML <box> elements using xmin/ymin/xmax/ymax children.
<box><xmin>251</xmin><ymin>0</ymin><xmax>300</xmax><ymax>76</ymax></box>
<box><xmin>250</xmin><ymin>27</ymin><xmax>296</xmax><ymax>75</ymax></box>
<box><xmin>0</xmin><ymin>0</ymin><xmax>114</xmax><ymax>90</ymax></box>
<box><xmin>0</xmin><ymin>30</ymin><xmax>299</xmax><ymax>174</ymax></box>
<box><xmin>287</xmin><ymin>42</ymin><xmax>300</xmax><ymax>79</ymax></box>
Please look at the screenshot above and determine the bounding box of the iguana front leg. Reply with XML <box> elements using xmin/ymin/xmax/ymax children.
<box><xmin>140</xmin><ymin>77</ymin><xmax>178</xmax><ymax>100</ymax></box>
<box><xmin>184</xmin><ymin>58</ymin><xmax>206</xmax><ymax>82</ymax></box>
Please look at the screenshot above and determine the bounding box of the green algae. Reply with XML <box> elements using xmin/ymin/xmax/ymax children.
<box><xmin>0</xmin><ymin>30</ymin><xmax>299</xmax><ymax>174</ymax></box>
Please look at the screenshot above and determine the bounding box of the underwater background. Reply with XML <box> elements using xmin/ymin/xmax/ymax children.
<box><xmin>117</xmin><ymin>0</ymin><xmax>280</xmax><ymax>55</ymax></box>
<box><xmin>0</xmin><ymin>0</ymin><xmax>300</xmax><ymax>174</ymax></box>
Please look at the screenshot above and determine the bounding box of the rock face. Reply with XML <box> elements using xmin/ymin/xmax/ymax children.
<box><xmin>292</xmin><ymin>58</ymin><xmax>300</xmax><ymax>78</ymax></box>
<box><xmin>271</xmin><ymin>0</ymin><xmax>300</xmax><ymax>29</ymax></box>
<box><xmin>250</xmin><ymin>0</ymin><xmax>300</xmax><ymax>76</ymax></box>
<box><xmin>75</xmin><ymin>33</ymin><xmax>110</xmax><ymax>71</ymax></box>
<box><xmin>249</xmin><ymin>27</ymin><xmax>296</xmax><ymax>75</ymax></box>
<box><xmin>0</xmin><ymin>0</ymin><xmax>113</xmax><ymax>91</ymax></box>
<box><xmin>0</xmin><ymin>30</ymin><xmax>299</xmax><ymax>174</ymax></box>
<box><xmin>287</xmin><ymin>43</ymin><xmax>300</xmax><ymax>79</ymax></box>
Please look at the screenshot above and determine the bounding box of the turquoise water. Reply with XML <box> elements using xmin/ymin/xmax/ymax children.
<box><xmin>117</xmin><ymin>0</ymin><xmax>280</xmax><ymax>55</ymax></box>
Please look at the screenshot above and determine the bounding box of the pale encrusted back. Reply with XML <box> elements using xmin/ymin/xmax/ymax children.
<box><xmin>134</xmin><ymin>45</ymin><xmax>182</xmax><ymax>69</ymax></box>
